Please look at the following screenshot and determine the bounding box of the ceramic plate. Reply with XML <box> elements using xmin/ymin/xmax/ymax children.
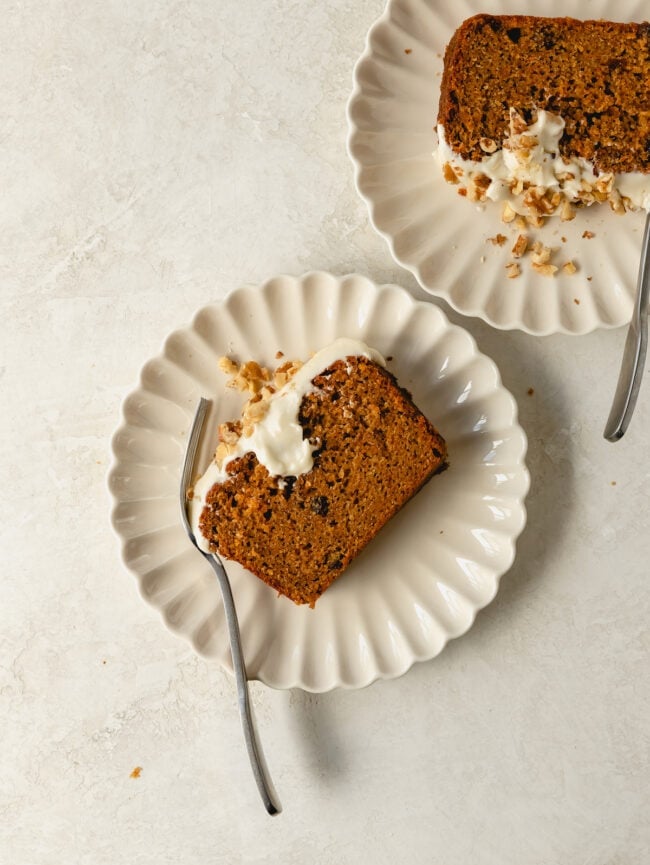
<box><xmin>347</xmin><ymin>0</ymin><xmax>649</xmax><ymax>335</ymax></box>
<box><xmin>109</xmin><ymin>273</ymin><xmax>529</xmax><ymax>691</ymax></box>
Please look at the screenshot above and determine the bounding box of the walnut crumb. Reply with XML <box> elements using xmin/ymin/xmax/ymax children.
<box><xmin>487</xmin><ymin>233</ymin><xmax>507</xmax><ymax>246</ymax></box>
<box><xmin>532</xmin><ymin>262</ymin><xmax>558</xmax><ymax>276</ymax></box>
<box><xmin>563</xmin><ymin>261</ymin><xmax>578</xmax><ymax>275</ymax></box>
<box><xmin>218</xmin><ymin>356</ymin><xmax>239</xmax><ymax>375</ymax></box>
<box><xmin>582</xmin><ymin>230</ymin><xmax>595</xmax><ymax>239</ymax></box>
<box><xmin>527</xmin><ymin>387</ymin><xmax>534</xmax><ymax>396</ymax></box>
<box><xmin>511</xmin><ymin>234</ymin><xmax>529</xmax><ymax>258</ymax></box>
<box><xmin>130</xmin><ymin>767</ymin><xmax>142</xmax><ymax>779</ymax></box>
<box><xmin>505</xmin><ymin>262</ymin><xmax>521</xmax><ymax>279</ymax></box>
<box><xmin>275</xmin><ymin>350</ymin><xmax>284</xmax><ymax>359</ymax></box>
<box><xmin>574</xmin><ymin>298</ymin><xmax>580</xmax><ymax>305</ymax></box>
<box><xmin>479</xmin><ymin>137</ymin><xmax>497</xmax><ymax>154</ymax></box>
<box><xmin>502</xmin><ymin>202</ymin><xmax>517</xmax><ymax>224</ymax></box>
<box><xmin>404</xmin><ymin>48</ymin><xmax>412</xmax><ymax>54</ymax></box>
<box><xmin>531</xmin><ymin>242</ymin><xmax>552</xmax><ymax>265</ymax></box>
<box><xmin>560</xmin><ymin>199</ymin><xmax>576</xmax><ymax>222</ymax></box>
<box><xmin>443</xmin><ymin>162</ymin><xmax>459</xmax><ymax>184</ymax></box>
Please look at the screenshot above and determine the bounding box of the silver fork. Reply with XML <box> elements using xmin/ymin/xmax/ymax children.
<box><xmin>604</xmin><ymin>212</ymin><xmax>650</xmax><ymax>441</ymax></box>
<box><xmin>180</xmin><ymin>397</ymin><xmax>281</xmax><ymax>815</ymax></box>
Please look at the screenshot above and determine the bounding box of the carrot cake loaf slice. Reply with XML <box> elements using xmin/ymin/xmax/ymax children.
<box><xmin>437</xmin><ymin>14</ymin><xmax>650</xmax><ymax>220</ymax></box>
<box><xmin>189</xmin><ymin>339</ymin><xmax>448</xmax><ymax>606</ymax></box>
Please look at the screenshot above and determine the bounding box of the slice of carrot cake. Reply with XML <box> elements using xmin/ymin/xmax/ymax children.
<box><xmin>437</xmin><ymin>14</ymin><xmax>650</xmax><ymax>220</ymax></box>
<box><xmin>189</xmin><ymin>339</ymin><xmax>448</xmax><ymax>606</ymax></box>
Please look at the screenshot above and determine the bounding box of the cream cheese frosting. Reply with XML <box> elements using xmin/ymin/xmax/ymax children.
<box><xmin>437</xmin><ymin>109</ymin><xmax>650</xmax><ymax>215</ymax></box>
<box><xmin>189</xmin><ymin>338</ymin><xmax>385</xmax><ymax>551</ymax></box>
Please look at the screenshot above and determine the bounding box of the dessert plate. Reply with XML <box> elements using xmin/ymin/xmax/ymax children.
<box><xmin>347</xmin><ymin>0</ymin><xmax>648</xmax><ymax>335</ymax></box>
<box><xmin>109</xmin><ymin>273</ymin><xmax>529</xmax><ymax>691</ymax></box>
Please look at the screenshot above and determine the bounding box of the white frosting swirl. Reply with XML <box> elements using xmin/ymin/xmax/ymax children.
<box><xmin>437</xmin><ymin>111</ymin><xmax>650</xmax><ymax>212</ymax></box>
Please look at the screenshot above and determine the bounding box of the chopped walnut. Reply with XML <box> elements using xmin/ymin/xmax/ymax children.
<box><xmin>562</xmin><ymin>261</ymin><xmax>578</xmax><ymax>275</ymax></box>
<box><xmin>213</xmin><ymin>354</ymin><xmax>304</xmax><ymax>466</ymax></box>
<box><xmin>443</xmin><ymin>162</ymin><xmax>459</xmax><ymax>184</ymax></box>
<box><xmin>531</xmin><ymin>242</ymin><xmax>552</xmax><ymax>265</ymax></box>
<box><xmin>532</xmin><ymin>261</ymin><xmax>558</xmax><ymax>277</ymax></box>
<box><xmin>560</xmin><ymin>199</ymin><xmax>575</xmax><ymax>222</ymax></box>
<box><xmin>525</xmin><ymin>213</ymin><xmax>545</xmax><ymax>228</ymax></box>
<box><xmin>502</xmin><ymin>202</ymin><xmax>517</xmax><ymax>223</ymax></box>
<box><xmin>218</xmin><ymin>421</ymin><xmax>241</xmax><ymax>445</ymax></box>
<box><xmin>487</xmin><ymin>233</ymin><xmax>507</xmax><ymax>246</ymax></box>
<box><xmin>505</xmin><ymin>262</ymin><xmax>521</xmax><ymax>279</ymax></box>
<box><xmin>582</xmin><ymin>230</ymin><xmax>595</xmax><ymax>239</ymax></box>
<box><xmin>479</xmin><ymin>137</ymin><xmax>497</xmax><ymax>154</ymax></box>
<box><xmin>218</xmin><ymin>356</ymin><xmax>239</xmax><ymax>375</ymax></box>
<box><xmin>511</xmin><ymin>233</ymin><xmax>529</xmax><ymax>258</ymax></box>
<box><xmin>508</xmin><ymin>107</ymin><xmax>529</xmax><ymax>135</ymax></box>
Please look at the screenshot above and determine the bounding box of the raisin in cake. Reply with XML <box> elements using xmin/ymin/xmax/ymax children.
<box><xmin>189</xmin><ymin>339</ymin><xmax>448</xmax><ymax>607</ymax></box>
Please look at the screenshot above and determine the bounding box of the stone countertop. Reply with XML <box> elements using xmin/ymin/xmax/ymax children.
<box><xmin>1</xmin><ymin>2</ymin><xmax>649</xmax><ymax>863</ymax></box>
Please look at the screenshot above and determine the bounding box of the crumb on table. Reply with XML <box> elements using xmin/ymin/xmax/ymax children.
<box><xmin>130</xmin><ymin>767</ymin><xmax>142</xmax><ymax>779</ymax></box>
<box><xmin>527</xmin><ymin>387</ymin><xmax>534</xmax><ymax>396</ymax></box>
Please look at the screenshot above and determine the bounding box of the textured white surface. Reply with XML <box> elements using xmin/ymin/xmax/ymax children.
<box><xmin>1</xmin><ymin>1</ymin><xmax>649</xmax><ymax>862</ymax></box>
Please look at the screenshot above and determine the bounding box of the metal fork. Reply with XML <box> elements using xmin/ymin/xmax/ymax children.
<box><xmin>604</xmin><ymin>212</ymin><xmax>650</xmax><ymax>441</ymax></box>
<box><xmin>180</xmin><ymin>397</ymin><xmax>281</xmax><ymax>815</ymax></box>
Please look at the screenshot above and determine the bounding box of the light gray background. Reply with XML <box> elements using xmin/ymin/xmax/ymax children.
<box><xmin>1</xmin><ymin>1</ymin><xmax>648</xmax><ymax>863</ymax></box>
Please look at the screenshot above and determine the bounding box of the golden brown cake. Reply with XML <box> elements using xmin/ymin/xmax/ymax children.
<box><xmin>437</xmin><ymin>15</ymin><xmax>650</xmax><ymax>217</ymax></box>
<box><xmin>191</xmin><ymin>342</ymin><xmax>448</xmax><ymax>607</ymax></box>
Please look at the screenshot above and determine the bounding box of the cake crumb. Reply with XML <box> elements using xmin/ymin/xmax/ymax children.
<box><xmin>527</xmin><ymin>387</ymin><xmax>534</xmax><ymax>396</ymax></box>
<box><xmin>488</xmin><ymin>233</ymin><xmax>507</xmax><ymax>246</ymax></box>
<box><xmin>130</xmin><ymin>767</ymin><xmax>142</xmax><ymax>779</ymax></box>
<box><xmin>505</xmin><ymin>262</ymin><xmax>521</xmax><ymax>279</ymax></box>
<box><xmin>582</xmin><ymin>230</ymin><xmax>595</xmax><ymax>239</ymax></box>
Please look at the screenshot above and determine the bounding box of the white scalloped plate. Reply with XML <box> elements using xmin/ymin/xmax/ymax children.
<box><xmin>347</xmin><ymin>0</ymin><xmax>649</xmax><ymax>335</ymax></box>
<box><xmin>109</xmin><ymin>273</ymin><xmax>529</xmax><ymax>691</ymax></box>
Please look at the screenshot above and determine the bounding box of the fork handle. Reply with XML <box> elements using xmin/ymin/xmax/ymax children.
<box><xmin>203</xmin><ymin>552</ymin><xmax>282</xmax><ymax>815</ymax></box>
<box><xmin>604</xmin><ymin>211</ymin><xmax>650</xmax><ymax>442</ymax></box>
